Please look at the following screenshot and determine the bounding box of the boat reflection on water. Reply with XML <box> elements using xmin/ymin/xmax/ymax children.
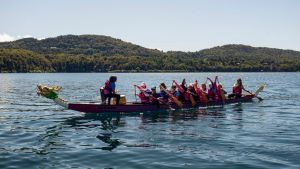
<box><xmin>140</xmin><ymin>108</ymin><xmax>226</xmax><ymax>124</ymax></box>
<box><xmin>60</xmin><ymin>107</ymin><xmax>235</xmax><ymax>151</ymax></box>
<box><xmin>63</xmin><ymin>113</ymin><xmax>123</xmax><ymax>130</ymax></box>
<box><xmin>96</xmin><ymin>133</ymin><xmax>122</xmax><ymax>151</ymax></box>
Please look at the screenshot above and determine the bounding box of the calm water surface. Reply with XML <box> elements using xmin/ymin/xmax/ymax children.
<box><xmin>0</xmin><ymin>73</ymin><xmax>300</xmax><ymax>169</ymax></box>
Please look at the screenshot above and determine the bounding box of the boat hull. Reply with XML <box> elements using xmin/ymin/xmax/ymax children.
<box><xmin>68</xmin><ymin>95</ymin><xmax>255</xmax><ymax>113</ymax></box>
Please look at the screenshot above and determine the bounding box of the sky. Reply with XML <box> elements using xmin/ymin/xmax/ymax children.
<box><xmin>1</xmin><ymin>0</ymin><xmax>299</xmax><ymax>51</ymax></box>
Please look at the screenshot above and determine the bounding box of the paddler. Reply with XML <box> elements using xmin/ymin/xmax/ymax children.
<box><xmin>159</xmin><ymin>82</ymin><xmax>183</xmax><ymax>107</ymax></box>
<box><xmin>173</xmin><ymin>80</ymin><xmax>195</xmax><ymax>102</ymax></box>
<box><xmin>134</xmin><ymin>82</ymin><xmax>151</xmax><ymax>103</ymax></box>
<box><xmin>100</xmin><ymin>76</ymin><xmax>120</xmax><ymax>105</ymax></box>
<box><xmin>158</xmin><ymin>83</ymin><xmax>169</xmax><ymax>102</ymax></box>
<box><xmin>201</xmin><ymin>83</ymin><xmax>208</xmax><ymax>97</ymax></box>
<box><xmin>207</xmin><ymin>76</ymin><xmax>219</xmax><ymax>100</ymax></box>
<box><xmin>180</xmin><ymin>79</ymin><xmax>187</xmax><ymax>92</ymax></box>
<box><xmin>215</xmin><ymin>84</ymin><xmax>227</xmax><ymax>101</ymax></box>
<box><xmin>187</xmin><ymin>83</ymin><xmax>198</xmax><ymax>100</ymax></box>
<box><xmin>149</xmin><ymin>87</ymin><xmax>160</xmax><ymax>104</ymax></box>
<box><xmin>170</xmin><ymin>84</ymin><xmax>180</xmax><ymax>99</ymax></box>
<box><xmin>172</xmin><ymin>80</ymin><xmax>185</xmax><ymax>102</ymax></box>
<box><xmin>228</xmin><ymin>78</ymin><xmax>248</xmax><ymax>99</ymax></box>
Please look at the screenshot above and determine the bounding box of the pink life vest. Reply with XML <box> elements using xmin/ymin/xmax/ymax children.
<box><xmin>233</xmin><ymin>85</ymin><xmax>242</xmax><ymax>95</ymax></box>
<box><xmin>215</xmin><ymin>89</ymin><xmax>222</xmax><ymax>101</ymax></box>
<box><xmin>103</xmin><ymin>80</ymin><xmax>111</xmax><ymax>95</ymax></box>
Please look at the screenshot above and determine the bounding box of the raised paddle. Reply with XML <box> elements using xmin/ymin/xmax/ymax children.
<box><xmin>159</xmin><ymin>84</ymin><xmax>183</xmax><ymax>108</ymax></box>
<box><xmin>245</xmin><ymin>84</ymin><xmax>266</xmax><ymax>101</ymax></box>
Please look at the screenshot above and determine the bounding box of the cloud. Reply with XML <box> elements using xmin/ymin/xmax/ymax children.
<box><xmin>0</xmin><ymin>33</ymin><xmax>44</xmax><ymax>42</ymax></box>
<box><xmin>0</xmin><ymin>33</ymin><xmax>15</xmax><ymax>42</ymax></box>
<box><xmin>17</xmin><ymin>35</ymin><xmax>33</xmax><ymax>39</ymax></box>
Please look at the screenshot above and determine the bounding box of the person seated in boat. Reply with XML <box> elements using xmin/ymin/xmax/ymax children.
<box><xmin>228</xmin><ymin>78</ymin><xmax>247</xmax><ymax>99</ymax></box>
<box><xmin>101</xmin><ymin>76</ymin><xmax>120</xmax><ymax>105</ymax></box>
<box><xmin>207</xmin><ymin>76</ymin><xmax>219</xmax><ymax>100</ymax></box>
<box><xmin>158</xmin><ymin>83</ymin><xmax>169</xmax><ymax>102</ymax></box>
<box><xmin>167</xmin><ymin>85</ymin><xmax>179</xmax><ymax>103</ymax></box>
<box><xmin>187</xmin><ymin>83</ymin><xmax>198</xmax><ymax>101</ymax></box>
<box><xmin>201</xmin><ymin>83</ymin><xmax>208</xmax><ymax>97</ymax></box>
<box><xmin>172</xmin><ymin>80</ymin><xmax>186</xmax><ymax>102</ymax></box>
<box><xmin>215</xmin><ymin>84</ymin><xmax>227</xmax><ymax>101</ymax></box>
<box><xmin>201</xmin><ymin>83</ymin><xmax>207</xmax><ymax>93</ymax></box>
<box><xmin>180</xmin><ymin>79</ymin><xmax>187</xmax><ymax>92</ymax></box>
<box><xmin>170</xmin><ymin>84</ymin><xmax>180</xmax><ymax>99</ymax></box>
<box><xmin>149</xmin><ymin>87</ymin><xmax>160</xmax><ymax>104</ymax></box>
<box><xmin>207</xmin><ymin>84</ymin><xmax>215</xmax><ymax>100</ymax></box>
<box><xmin>134</xmin><ymin>82</ymin><xmax>152</xmax><ymax>103</ymax></box>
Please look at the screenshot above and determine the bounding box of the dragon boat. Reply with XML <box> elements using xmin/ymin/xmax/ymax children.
<box><xmin>37</xmin><ymin>84</ymin><xmax>266</xmax><ymax>113</ymax></box>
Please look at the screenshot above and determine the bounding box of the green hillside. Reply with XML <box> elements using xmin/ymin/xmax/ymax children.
<box><xmin>0</xmin><ymin>35</ymin><xmax>299</xmax><ymax>72</ymax></box>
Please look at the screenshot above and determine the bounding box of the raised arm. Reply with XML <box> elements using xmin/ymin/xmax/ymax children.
<box><xmin>134</xmin><ymin>84</ymin><xmax>145</xmax><ymax>91</ymax></box>
<box><xmin>173</xmin><ymin>80</ymin><xmax>185</xmax><ymax>93</ymax></box>
<box><xmin>207</xmin><ymin>77</ymin><xmax>213</xmax><ymax>84</ymax></box>
<box><xmin>215</xmin><ymin>76</ymin><xmax>219</xmax><ymax>84</ymax></box>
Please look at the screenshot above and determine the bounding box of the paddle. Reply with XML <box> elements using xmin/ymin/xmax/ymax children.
<box><xmin>159</xmin><ymin>84</ymin><xmax>183</xmax><ymax>108</ymax></box>
<box><xmin>149</xmin><ymin>95</ymin><xmax>169</xmax><ymax>105</ymax></box>
<box><xmin>244</xmin><ymin>84</ymin><xmax>266</xmax><ymax>101</ymax></box>
<box><xmin>194</xmin><ymin>80</ymin><xmax>209</xmax><ymax>105</ymax></box>
<box><xmin>189</xmin><ymin>94</ymin><xmax>197</xmax><ymax>107</ymax></box>
<box><xmin>245</xmin><ymin>90</ymin><xmax>263</xmax><ymax>101</ymax></box>
<box><xmin>134</xmin><ymin>85</ymin><xmax>137</xmax><ymax>102</ymax></box>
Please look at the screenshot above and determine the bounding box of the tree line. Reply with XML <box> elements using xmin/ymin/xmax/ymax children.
<box><xmin>0</xmin><ymin>35</ymin><xmax>299</xmax><ymax>72</ymax></box>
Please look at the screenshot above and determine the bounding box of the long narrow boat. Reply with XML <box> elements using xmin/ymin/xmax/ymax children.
<box><xmin>37</xmin><ymin>84</ymin><xmax>266</xmax><ymax>113</ymax></box>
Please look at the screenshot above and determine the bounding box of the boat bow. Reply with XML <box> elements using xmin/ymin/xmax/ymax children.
<box><xmin>37</xmin><ymin>84</ymin><xmax>69</xmax><ymax>108</ymax></box>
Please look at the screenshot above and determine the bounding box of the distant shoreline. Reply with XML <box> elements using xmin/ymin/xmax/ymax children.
<box><xmin>1</xmin><ymin>35</ymin><xmax>299</xmax><ymax>72</ymax></box>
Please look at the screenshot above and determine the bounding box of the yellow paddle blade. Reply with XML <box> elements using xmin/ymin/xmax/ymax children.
<box><xmin>220</xmin><ymin>90</ymin><xmax>226</xmax><ymax>101</ymax></box>
<box><xmin>202</xmin><ymin>93</ymin><xmax>208</xmax><ymax>104</ymax></box>
<box><xmin>190</xmin><ymin>95</ymin><xmax>196</xmax><ymax>107</ymax></box>
<box><xmin>254</xmin><ymin>84</ymin><xmax>266</xmax><ymax>96</ymax></box>
<box><xmin>171</xmin><ymin>95</ymin><xmax>183</xmax><ymax>107</ymax></box>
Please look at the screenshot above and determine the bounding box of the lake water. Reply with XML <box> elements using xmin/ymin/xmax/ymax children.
<box><xmin>0</xmin><ymin>73</ymin><xmax>300</xmax><ymax>169</ymax></box>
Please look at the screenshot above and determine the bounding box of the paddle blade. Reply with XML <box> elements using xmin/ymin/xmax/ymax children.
<box><xmin>190</xmin><ymin>95</ymin><xmax>196</xmax><ymax>107</ymax></box>
<box><xmin>254</xmin><ymin>84</ymin><xmax>266</xmax><ymax>96</ymax></box>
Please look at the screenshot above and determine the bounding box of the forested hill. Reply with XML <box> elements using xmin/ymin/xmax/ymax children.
<box><xmin>0</xmin><ymin>35</ymin><xmax>299</xmax><ymax>72</ymax></box>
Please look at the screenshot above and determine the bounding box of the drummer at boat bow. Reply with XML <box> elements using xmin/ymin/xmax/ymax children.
<box><xmin>100</xmin><ymin>76</ymin><xmax>120</xmax><ymax>105</ymax></box>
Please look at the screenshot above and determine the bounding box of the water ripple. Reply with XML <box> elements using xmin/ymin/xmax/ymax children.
<box><xmin>1</xmin><ymin>73</ymin><xmax>300</xmax><ymax>168</ymax></box>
